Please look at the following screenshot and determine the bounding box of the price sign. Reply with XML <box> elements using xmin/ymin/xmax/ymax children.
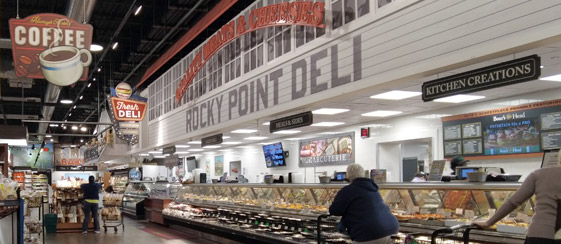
<box><xmin>456</xmin><ymin>208</ymin><xmax>464</xmax><ymax>215</ymax></box>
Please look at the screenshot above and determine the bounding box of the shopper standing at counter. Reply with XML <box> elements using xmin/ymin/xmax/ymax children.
<box><xmin>474</xmin><ymin>151</ymin><xmax>561</xmax><ymax>244</ymax></box>
<box><xmin>81</xmin><ymin>176</ymin><xmax>101</xmax><ymax>234</ymax></box>
<box><xmin>329</xmin><ymin>164</ymin><xmax>398</xmax><ymax>244</ymax></box>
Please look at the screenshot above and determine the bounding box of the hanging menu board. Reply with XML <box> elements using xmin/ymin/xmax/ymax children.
<box><xmin>442</xmin><ymin>99</ymin><xmax>561</xmax><ymax>157</ymax></box>
<box><xmin>444</xmin><ymin>141</ymin><xmax>462</xmax><ymax>155</ymax></box>
<box><xmin>444</xmin><ymin>125</ymin><xmax>461</xmax><ymax>140</ymax></box>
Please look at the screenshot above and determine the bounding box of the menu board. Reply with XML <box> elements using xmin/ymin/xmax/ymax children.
<box><xmin>463</xmin><ymin>139</ymin><xmax>483</xmax><ymax>154</ymax></box>
<box><xmin>541</xmin><ymin>150</ymin><xmax>560</xmax><ymax>168</ymax></box>
<box><xmin>444</xmin><ymin>125</ymin><xmax>461</xmax><ymax>140</ymax></box>
<box><xmin>462</xmin><ymin>122</ymin><xmax>482</xmax><ymax>138</ymax></box>
<box><xmin>444</xmin><ymin>141</ymin><xmax>462</xmax><ymax>156</ymax></box>
<box><xmin>541</xmin><ymin>112</ymin><xmax>561</xmax><ymax>130</ymax></box>
<box><xmin>542</xmin><ymin>131</ymin><xmax>561</xmax><ymax>150</ymax></box>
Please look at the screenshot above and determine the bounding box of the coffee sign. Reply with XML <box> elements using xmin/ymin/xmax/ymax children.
<box><xmin>9</xmin><ymin>13</ymin><xmax>93</xmax><ymax>86</ymax></box>
<box><xmin>110</xmin><ymin>97</ymin><xmax>147</xmax><ymax>121</ymax></box>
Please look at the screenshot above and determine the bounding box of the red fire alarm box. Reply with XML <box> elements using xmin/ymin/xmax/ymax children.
<box><xmin>361</xmin><ymin>128</ymin><xmax>370</xmax><ymax>138</ymax></box>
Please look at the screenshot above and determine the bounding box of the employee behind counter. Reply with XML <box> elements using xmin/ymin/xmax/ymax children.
<box><xmin>441</xmin><ymin>156</ymin><xmax>508</xmax><ymax>182</ymax></box>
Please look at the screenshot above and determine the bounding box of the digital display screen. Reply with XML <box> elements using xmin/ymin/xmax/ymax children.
<box><xmin>336</xmin><ymin>173</ymin><xmax>346</xmax><ymax>180</ymax></box>
<box><xmin>263</xmin><ymin>142</ymin><xmax>286</xmax><ymax>168</ymax></box>
<box><xmin>460</xmin><ymin>168</ymin><xmax>476</xmax><ymax>178</ymax></box>
<box><xmin>483</xmin><ymin>118</ymin><xmax>541</xmax><ymax>155</ymax></box>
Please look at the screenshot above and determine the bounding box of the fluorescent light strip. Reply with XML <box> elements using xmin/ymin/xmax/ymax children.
<box><xmin>244</xmin><ymin>136</ymin><xmax>268</xmax><ymax>140</ymax></box>
<box><xmin>361</xmin><ymin>110</ymin><xmax>403</xmax><ymax>117</ymax></box>
<box><xmin>148</xmin><ymin>151</ymin><xmax>162</xmax><ymax>154</ymax></box>
<box><xmin>174</xmin><ymin>152</ymin><xmax>190</xmax><ymax>154</ymax></box>
<box><xmin>312</xmin><ymin>108</ymin><xmax>349</xmax><ymax>115</ymax></box>
<box><xmin>262</xmin><ymin>122</ymin><xmax>270</xmax><ymax>125</ymax></box>
<box><xmin>319</xmin><ymin>132</ymin><xmax>340</xmax><ymax>135</ymax></box>
<box><xmin>222</xmin><ymin>141</ymin><xmax>242</xmax><ymax>145</ymax></box>
<box><xmin>370</xmin><ymin>90</ymin><xmax>421</xmax><ymax>100</ymax></box>
<box><xmin>139</xmin><ymin>154</ymin><xmax>149</xmax><ymax>156</ymax></box>
<box><xmin>222</xmin><ymin>136</ymin><xmax>231</xmax><ymax>139</ymax></box>
<box><xmin>203</xmin><ymin>145</ymin><xmax>222</xmax><ymax>149</ymax></box>
<box><xmin>175</xmin><ymin>145</ymin><xmax>190</xmax><ymax>148</ymax></box>
<box><xmin>311</xmin><ymin>122</ymin><xmax>345</xmax><ymax>127</ymax></box>
<box><xmin>273</xmin><ymin>130</ymin><xmax>301</xmax><ymax>134</ymax></box>
<box><xmin>188</xmin><ymin>149</ymin><xmax>204</xmax><ymax>152</ymax></box>
<box><xmin>540</xmin><ymin>74</ymin><xmax>561</xmax><ymax>82</ymax></box>
<box><xmin>231</xmin><ymin>129</ymin><xmax>257</xmax><ymax>134</ymax></box>
<box><xmin>187</xmin><ymin>141</ymin><xmax>201</xmax><ymax>144</ymax></box>
<box><xmin>433</xmin><ymin>94</ymin><xmax>485</xmax><ymax>103</ymax></box>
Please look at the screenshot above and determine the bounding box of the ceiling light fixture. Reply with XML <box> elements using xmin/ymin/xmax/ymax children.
<box><xmin>175</xmin><ymin>145</ymin><xmax>190</xmax><ymax>148</ymax></box>
<box><xmin>361</xmin><ymin>110</ymin><xmax>403</xmax><ymax>117</ymax></box>
<box><xmin>244</xmin><ymin>136</ymin><xmax>268</xmax><ymax>141</ymax></box>
<box><xmin>202</xmin><ymin>145</ymin><xmax>222</xmax><ymax>149</ymax></box>
<box><xmin>148</xmin><ymin>151</ymin><xmax>162</xmax><ymax>154</ymax></box>
<box><xmin>273</xmin><ymin>130</ymin><xmax>301</xmax><ymax>134</ymax></box>
<box><xmin>112</xmin><ymin>42</ymin><xmax>118</xmax><ymax>50</ymax></box>
<box><xmin>433</xmin><ymin>94</ymin><xmax>485</xmax><ymax>103</ymax></box>
<box><xmin>187</xmin><ymin>141</ymin><xmax>201</xmax><ymax>144</ymax></box>
<box><xmin>174</xmin><ymin>151</ymin><xmax>190</xmax><ymax>154</ymax></box>
<box><xmin>80</xmin><ymin>127</ymin><xmax>87</xmax><ymax>132</ymax></box>
<box><xmin>134</xmin><ymin>5</ymin><xmax>143</xmax><ymax>15</ymax></box>
<box><xmin>540</xmin><ymin>74</ymin><xmax>561</xmax><ymax>82</ymax></box>
<box><xmin>69</xmin><ymin>113</ymin><xmax>72</xmax><ymax>117</ymax></box>
<box><xmin>45</xmin><ymin>135</ymin><xmax>52</xmax><ymax>138</ymax></box>
<box><xmin>49</xmin><ymin>124</ymin><xmax>59</xmax><ymax>127</ymax></box>
<box><xmin>139</xmin><ymin>153</ymin><xmax>149</xmax><ymax>156</ymax></box>
<box><xmin>71</xmin><ymin>126</ymin><xmax>78</xmax><ymax>130</ymax></box>
<box><xmin>97</xmin><ymin>67</ymin><xmax>101</xmax><ymax>72</ymax></box>
<box><xmin>222</xmin><ymin>136</ymin><xmax>231</xmax><ymax>139</ymax></box>
<box><xmin>153</xmin><ymin>155</ymin><xmax>166</xmax><ymax>159</ymax></box>
<box><xmin>79</xmin><ymin>95</ymin><xmax>83</xmax><ymax>100</ymax></box>
<box><xmin>188</xmin><ymin>149</ymin><xmax>204</xmax><ymax>152</ymax></box>
<box><xmin>370</xmin><ymin>90</ymin><xmax>422</xmax><ymax>100</ymax></box>
<box><xmin>222</xmin><ymin>141</ymin><xmax>242</xmax><ymax>145</ymax></box>
<box><xmin>312</xmin><ymin>108</ymin><xmax>349</xmax><ymax>115</ymax></box>
<box><xmin>70</xmin><ymin>145</ymin><xmax>76</xmax><ymax>148</ymax></box>
<box><xmin>262</xmin><ymin>122</ymin><xmax>270</xmax><ymax>126</ymax></box>
<box><xmin>231</xmin><ymin>129</ymin><xmax>257</xmax><ymax>134</ymax></box>
<box><xmin>50</xmin><ymin>139</ymin><xmax>54</xmax><ymax>142</ymax></box>
<box><xmin>80</xmin><ymin>139</ymin><xmax>84</xmax><ymax>143</ymax></box>
<box><xmin>60</xmin><ymin>99</ymin><xmax>73</xmax><ymax>104</ymax></box>
<box><xmin>311</xmin><ymin>122</ymin><xmax>345</xmax><ymax>127</ymax></box>
<box><xmin>87</xmin><ymin>83</ymin><xmax>91</xmax><ymax>88</ymax></box>
<box><xmin>93</xmin><ymin>78</ymin><xmax>96</xmax><ymax>81</ymax></box>
<box><xmin>73</xmin><ymin>105</ymin><xmax>76</xmax><ymax>109</ymax></box>
<box><xmin>90</xmin><ymin>44</ymin><xmax>103</xmax><ymax>52</ymax></box>
<box><xmin>319</xmin><ymin>132</ymin><xmax>341</xmax><ymax>135</ymax></box>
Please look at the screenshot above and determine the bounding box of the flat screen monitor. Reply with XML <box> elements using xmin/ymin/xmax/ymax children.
<box><xmin>186</xmin><ymin>156</ymin><xmax>197</xmax><ymax>172</ymax></box>
<box><xmin>335</xmin><ymin>172</ymin><xmax>346</xmax><ymax>181</ymax></box>
<box><xmin>460</xmin><ymin>168</ymin><xmax>477</xmax><ymax>179</ymax></box>
<box><xmin>262</xmin><ymin>142</ymin><xmax>286</xmax><ymax>168</ymax></box>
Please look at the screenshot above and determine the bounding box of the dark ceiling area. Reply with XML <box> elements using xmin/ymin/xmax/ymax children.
<box><xmin>0</xmin><ymin>0</ymin><xmax>254</xmax><ymax>144</ymax></box>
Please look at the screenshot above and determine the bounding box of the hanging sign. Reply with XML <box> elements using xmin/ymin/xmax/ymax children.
<box><xmin>299</xmin><ymin>132</ymin><xmax>354</xmax><ymax>167</ymax></box>
<box><xmin>55</xmin><ymin>165</ymin><xmax>97</xmax><ymax>171</ymax></box>
<box><xmin>110</xmin><ymin>97</ymin><xmax>147</xmax><ymax>121</ymax></box>
<box><xmin>270</xmin><ymin>111</ymin><xmax>313</xmax><ymax>133</ymax></box>
<box><xmin>175</xmin><ymin>1</ymin><xmax>326</xmax><ymax>103</ymax></box>
<box><xmin>422</xmin><ymin>55</ymin><xmax>540</xmax><ymax>102</ymax></box>
<box><xmin>162</xmin><ymin>146</ymin><xmax>176</xmax><ymax>155</ymax></box>
<box><xmin>9</xmin><ymin>13</ymin><xmax>93</xmax><ymax>86</ymax></box>
<box><xmin>164</xmin><ymin>154</ymin><xmax>180</xmax><ymax>168</ymax></box>
<box><xmin>201</xmin><ymin>133</ymin><xmax>223</xmax><ymax>148</ymax></box>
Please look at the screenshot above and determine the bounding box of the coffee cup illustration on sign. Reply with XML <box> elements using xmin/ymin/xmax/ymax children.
<box><xmin>39</xmin><ymin>46</ymin><xmax>91</xmax><ymax>86</ymax></box>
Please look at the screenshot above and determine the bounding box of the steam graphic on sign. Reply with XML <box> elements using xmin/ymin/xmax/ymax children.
<box><xmin>39</xmin><ymin>19</ymin><xmax>92</xmax><ymax>86</ymax></box>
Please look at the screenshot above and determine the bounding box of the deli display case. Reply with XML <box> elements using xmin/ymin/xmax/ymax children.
<box><xmin>145</xmin><ymin>182</ymin><xmax>181</xmax><ymax>224</ymax></box>
<box><xmin>162</xmin><ymin>183</ymin><xmax>530</xmax><ymax>244</ymax></box>
<box><xmin>122</xmin><ymin>181</ymin><xmax>152</xmax><ymax>219</ymax></box>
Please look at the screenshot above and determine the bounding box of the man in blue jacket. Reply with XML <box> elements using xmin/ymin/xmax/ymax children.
<box><xmin>81</xmin><ymin>176</ymin><xmax>101</xmax><ymax>234</ymax></box>
<box><xmin>329</xmin><ymin>164</ymin><xmax>398</xmax><ymax>243</ymax></box>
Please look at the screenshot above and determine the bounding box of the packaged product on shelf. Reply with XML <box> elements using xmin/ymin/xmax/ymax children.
<box><xmin>21</xmin><ymin>190</ymin><xmax>43</xmax><ymax>208</ymax></box>
<box><xmin>0</xmin><ymin>175</ymin><xmax>19</xmax><ymax>200</ymax></box>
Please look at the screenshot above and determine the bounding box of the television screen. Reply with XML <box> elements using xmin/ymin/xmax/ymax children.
<box><xmin>262</xmin><ymin>142</ymin><xmax>286</xmax><ymax>168</ymax></box>
<box><xmin>460</xmin><ymin>168</ymin><xmax>476</xmax><ymax>179</ymax></box>
<box><xmin>483</xmin><ymin>118</ymin><xmax>540</xmax><ymax>155</ymax></box>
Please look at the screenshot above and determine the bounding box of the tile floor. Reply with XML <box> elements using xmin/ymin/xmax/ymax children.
<box><xmin>45</xmin><ymin>217</ymin><xmax>243</xmax><ymax>244</ymax></box>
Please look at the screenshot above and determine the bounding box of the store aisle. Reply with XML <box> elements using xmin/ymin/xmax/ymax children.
<box><xmin>45</xmin><ymin>217</ymin><xmax>243</xmax><ymax>244</ymax></box>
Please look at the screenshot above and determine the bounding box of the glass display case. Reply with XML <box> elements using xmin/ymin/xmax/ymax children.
<box><xmin>163</xmin><ymin>183</ymin><xmax>530</xmax><ymax>244</ymax></box>
<box><xmin>148</xmin><ymin>182</ymin><xmax>182</xmax><ymax>199</ymax></box>
<box><xmin>122</xmin><ymin>181</ymin><xmax>152</xmax><ymax>219</ymax></box>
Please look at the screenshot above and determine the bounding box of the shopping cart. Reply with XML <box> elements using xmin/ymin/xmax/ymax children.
<box><xmin>430</xmin><ymin>224</ymin><xmax>479</xmax><ymax>244</ymax></box>
<box><xmin>101</xmin><ymin>196</ymin><xmax>124</xmax><ymax>233</ymax></box>
<box><xmin>316</xmin><ymin>214</ymin><xmax>352</xmax><ymax>244</ymax></box>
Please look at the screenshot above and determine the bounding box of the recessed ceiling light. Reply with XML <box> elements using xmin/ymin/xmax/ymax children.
<box><xmin>203</xmin><ymin>145</ymin><xmax>221</xmax><ymax>149</ymax></box>
<box><xmin>93</xmin><ymin>78</ymin><xmax>96</xmax><ymax>81</ymax></box>
<box><xmin>60</xmin><ymin>99</ymin><xmax>73</xmax><ymax>104</ymax></box>
<box><xmin>87</xmin><ymin>83</ymin><xmax>92</xmax><ymax>88</ymax></box>
<box><xmin>319</xmin><ymin>132</ymin><xmax>341</xmax><ymax>135</ymax></box>
<box><xmin>222</xmin><ymin>141</ymin><xmax>242</xmax><ymax>145</ymax></box>
<box><xmin>69</xmin><ymin>113</ymin><xmax>72</xmax><ymax>117</ymax></box>
<box><xmin>433</xmin><ymin>94</ymin><xmax>485</xmax><ymax>103</ymax></box>
<box><xmin>154</xmin><ymin>155</ymin><xmax>166</xmax><ymax>158</ymax></box>
<box><xmin>415</xmin><ymin>114</ymin><xmax>452</xmax><ymax>119</ymax></box>
<box><xmin>79</xmin><ymin>95</ymin><xmax>83</xmax><ymax>100</ymax></box>
<box><xmin>244</xmin><ymin>136</ymin><xmax>268</xmax><ymax>140</ymax></box>
<box><xmin>232</xmin><ymin>129</ymin><xmax>257</xmax><ymax>134</ymax></box>
<box><xmin>97</xmin><ymin>67</ymin><xmax>101</xmax><ymax>72</ymax></box>
<box><xmin>49</xmin><ymin>124</ymin><xmax>59</xmax><ymax>127</ymax></box>
<box><xmin>540</xmin><ymin>65</ymin><xmax>544</xmax><ymax>69</ymax></box>
<box><xmin>262</xmin><ymin>122</ymin><xmax>270</xmax><ymax>126</ymax></box>
<box><xmin>235</xmin><ymin>146</ymin><xmax>251</xmax><ymax>149</ymax></box>
<box><xmin>139</xmin><ymin>153</ymin><xmax>149</xmax><ymax>156</ymax></box>
<box><xmin>63</xmin><ymin>126</ymin><xmax>67</xmax><ymax>129</ymax></box>
<box><xmin>312</xmin><ymin>108</ymin><xmax>349</xmax><ymax>115</ymax></box>
<box><xmin>188</xmin><ymin>149</ymin><xmax>204</xmax><ymax>152</ymax></box>
<box><xmin>273</xmin><ymin>130</ymin><xmax>301</xmax><ymax>134</ymax></box>
<box><xmin>80</xmin><ymin>139</ymin><xmax>84</xmax><ymax>143</ymax></box>
<box><xmin>80</xmin><ymin>127</ymin><xmax>87</xmax><ymax>132</ymax></box>
<box><xmin>90</xmin><ymin>44</ymin><xmax>103</xmax><ymax>52</ymax></box>
<box><xmin>370</xmin><ymin>90</ymin><xmax>422</xmax><ymax>100</ymax></box>
<box><xmin>174</xmin><ymin>151</ymin><xmax>190</xmax><ymax>154</ymax></box>
<box><xmin>187</xmin><ymin>141</ymin><xmax>201</xmax><ymax>144</ymax></box>
<box><xmin>311</xmin><ymin>122</ymin><xmax>345</xmax><ymax>127</ymax></box>
<box><xmin>222</xmin><ymin>136</ymin><xmax>231</xmax><ymax>139</ymax></box>
<box><xmin>148</xmin><ymin>151</ymin><xmax>162</xmax><ymax>154</ymax></box>
<box><xmin>73</xmin><ymin>105</ymin><xmax>76</xmax><ymax>109</ymax></box>
<box><xmin>45</xmin><ymin>135</ymin><xmax>52</xmax><ymax>138</ymax></box>
<box><xmin>540</xmin><ymin>74</ymin><xmax>561</xmax><ymax>82</ymax></box>
<box><xmin>70</xmin><ymin>145</ymin><xmax>76</xmax><ymax>148</ymax></box>
<box><xmin>175</xmin><ymin>145</ymin><xmax>190</xmax><ymax>148</ymax></box>
<box><xmin>50</xmin><ymin>139</ymin><xmax>54</xmax><ymax>142</ymax></box>
<box><xmin>71</xmin><ymin>125</ymin><xmax>78</xmax><ymax>130</ymax></box>
<box><xmin>134</xmin><ymin>5</ymin><xmax>143</xmax><ymax>15</ymax></box>
<box><xmin>361</xmin><ymin>110</ymin><xmax>403</xmax><ymax>117</ymax></box>
<box><xmin>112</xmin><ymin>42</ymin><xmax>118</xmax><ymax>50</ymax></box>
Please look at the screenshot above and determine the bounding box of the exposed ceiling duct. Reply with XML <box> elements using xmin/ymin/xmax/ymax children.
<box><xmin>36</xmin><ymin>0</ymin><xmax>97</xmax><ymax>143</ymax></box>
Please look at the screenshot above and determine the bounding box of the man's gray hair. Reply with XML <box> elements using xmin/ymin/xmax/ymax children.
<box><xmin>346</xmin><ymin>163</ymin><xmax>365</xmax><ymax>182</ymax></box>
